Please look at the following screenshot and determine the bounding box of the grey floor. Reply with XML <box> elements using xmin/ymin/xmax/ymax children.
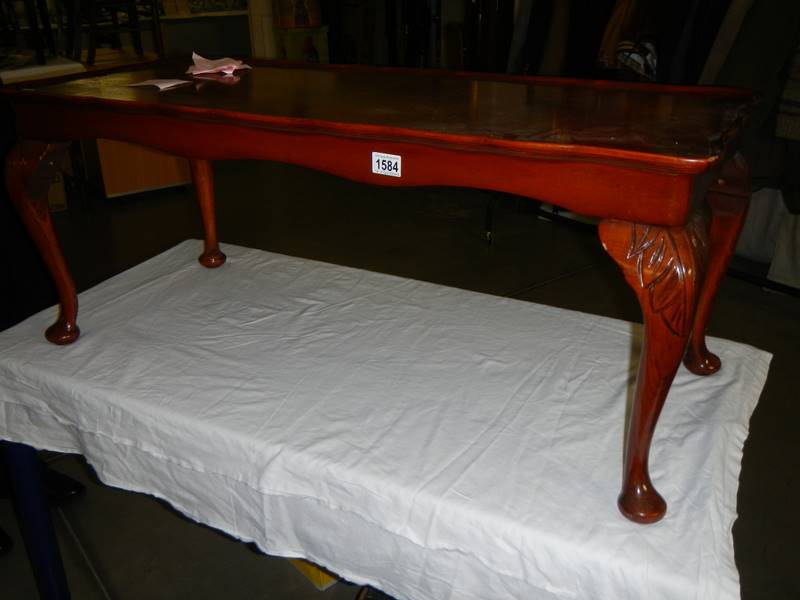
<box><xmin>1</xmin><ymin>160</ymin><xmax>798</xmax><ymax>599</ymax></box>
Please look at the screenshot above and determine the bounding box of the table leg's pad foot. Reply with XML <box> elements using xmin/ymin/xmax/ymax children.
<box><xmin>618</xmin><ymin>483</ymin><xmax>666</xmax><ymax>524</ymax></box>
<box><xmin>683</xmin><ymin>348</ymin><xmax>721</xmax><ymax>376</ymax></box>
<box><xmin>45</xmin><ymin>320</ymin><xmax>80</xmax><ymax>345</ymax></box>
<box><xmin>199</xmin><ymin>249</ymin><xmax>226</xmax><ymax>268</ymax></box>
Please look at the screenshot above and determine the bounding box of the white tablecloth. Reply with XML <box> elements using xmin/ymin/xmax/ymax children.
<box><xmin>0</xmin><ymin>241</ymin><xmax>771</xmax><ymax>600</ymax></box>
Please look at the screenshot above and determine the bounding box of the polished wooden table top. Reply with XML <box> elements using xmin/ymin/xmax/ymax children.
<box><xmin>8</xmin><ymin>62</ymin><xmax>753</xmax><ymax>172</ymax></box>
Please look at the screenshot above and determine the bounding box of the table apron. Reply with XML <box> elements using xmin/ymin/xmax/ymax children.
<box><xmin>15</xmin><ymin>104</ymin><xmax>695</xmax><ymax>227</ymax></box>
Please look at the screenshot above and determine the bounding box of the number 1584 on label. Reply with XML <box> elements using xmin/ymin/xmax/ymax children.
<box><xmin>372</xmin><ymin>152</ymin><xmax>401</xmax><ymax>177</ymax></box>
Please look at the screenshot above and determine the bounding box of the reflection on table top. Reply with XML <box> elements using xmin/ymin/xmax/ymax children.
<box><xmin>9</xmin><ymin>61</ymin><xmax>755</xmax><ymax>160</ymax></box>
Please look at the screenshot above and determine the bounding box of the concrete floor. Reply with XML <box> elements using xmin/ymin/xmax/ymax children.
<box><xmin>1</xmin><ymin>159</ymin><xmax>798</xmax><ymax>599</ymax></box>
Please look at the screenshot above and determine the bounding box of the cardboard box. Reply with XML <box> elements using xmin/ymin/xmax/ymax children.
<box><xmin>97</xmin><ymin>139</ymin><xmax>191</xmax><ymax>198</ymax></box>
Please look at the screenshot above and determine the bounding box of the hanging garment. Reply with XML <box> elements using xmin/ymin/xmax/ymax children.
<box><xmin>768</xmin><ymin>213</ymin><xmax>800</xmax><ymax>287</ymax></box>
<box><xmin>776</xmin><ymin>43</ymin><xmax>800</xmax><ymax>142</ymax></box>
<box><xmin>713</xmin><ymin>0</ymin><xmax>800</xmax><ymax>206</ymax></box>
<box><xmin>666</xmin><ymin>0</ymin><xmax>731</xmax><ymax>84</ymax></box>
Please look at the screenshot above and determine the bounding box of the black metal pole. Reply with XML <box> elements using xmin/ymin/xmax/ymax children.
<box><xmin>2</xmin><ymin>441</ymin><xmax>71</xmax><ymax>600</ymax></box>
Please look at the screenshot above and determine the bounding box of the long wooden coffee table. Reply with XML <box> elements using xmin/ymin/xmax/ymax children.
<box><xmin>2</xmin><ymin>61</ymin><xmax>755</xmax><ymax>524</ymax></box>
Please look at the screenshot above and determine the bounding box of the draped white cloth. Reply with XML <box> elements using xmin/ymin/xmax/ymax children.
<box><xmin>0</xmin><ymin>241</ymin><xmax>770</xmax><ymax>600</ymax></box>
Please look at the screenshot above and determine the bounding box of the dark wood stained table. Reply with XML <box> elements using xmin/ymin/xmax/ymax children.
<box><xmin>2</xmin><ymin>62</ymin><xmax>755</xmax><ymax>526</ymax></box>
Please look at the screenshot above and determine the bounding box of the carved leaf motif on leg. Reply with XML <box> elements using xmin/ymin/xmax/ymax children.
<box><xmin>625</xmin><ymin>216</ymin><xmax>707</xmax><ymax>338</ymax></box>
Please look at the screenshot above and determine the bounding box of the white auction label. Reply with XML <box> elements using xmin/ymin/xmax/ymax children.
<box><xmin>371</xmin><ymin>152</ymin><xmax>401</xmax><ymax>177</ymax></box>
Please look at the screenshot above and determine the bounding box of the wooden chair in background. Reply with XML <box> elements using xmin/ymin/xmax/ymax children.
<box><xmin>68</xmin><ymin>0</ymin><xmax>163</xmax><ymax>65</ymax></box>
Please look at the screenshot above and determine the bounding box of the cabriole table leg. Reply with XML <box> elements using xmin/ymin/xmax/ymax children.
<box><xmin>599</xmin><ymin>216</ymin><xmax>707</xmax><ymax>523</ymax></box>
<box><xmin>5</xmin><ymin>141</ymin><xmax>79</xmax><ymax>345</ymax></box>
<box><xmin>684</xmin><ymin>154</ymin><xmax>750</xmax><ymax>375</ymax></box>
<box><xmin>189</xmin><ymin>158</ymin><xmax>227</xmax><ymax>268</ymax></box>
